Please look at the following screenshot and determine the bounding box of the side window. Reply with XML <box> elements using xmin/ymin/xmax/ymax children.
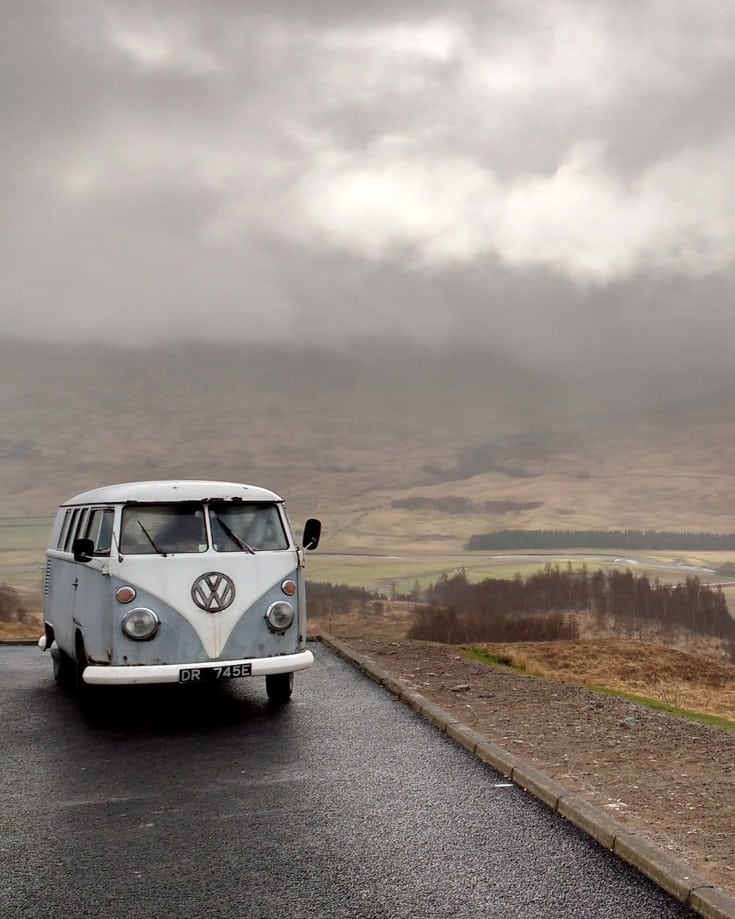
<box><xmin>56</xmin><ymin>510</ymin><xmax>73</xmax><ymax>550</ymax></box>
<box><xmin>86</xmin><ymin>508</ymin><xmax>114</xmax><ymax>556</ymax></box>
<box><xmin>75</xmin><ymin>508</ymin><xmax>90</xmax><ymax>547</ymax></box>
<box><xmin>62</xmin><ymin>509</ymin><xmax>80</xmax><ymax>552</ymax></box>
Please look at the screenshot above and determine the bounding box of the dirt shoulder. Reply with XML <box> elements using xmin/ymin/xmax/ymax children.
<box><xmin>346</xmin><ymin>638</ymin><xmax>735</xmax><ymax>898</ymax></box>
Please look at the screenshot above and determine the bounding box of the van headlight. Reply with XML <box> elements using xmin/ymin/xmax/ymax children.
<box><xmin>265</xmin><ymin>601</ymin><xmax>294</xmax><ymax>633</ymax></box>
<box><xmin>122</xmin><ymin>608</ymin><xmax>160</xmax><ymax>641</ymax></box>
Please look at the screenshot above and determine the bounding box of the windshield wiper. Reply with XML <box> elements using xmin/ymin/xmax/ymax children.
<box><xmin>214</xmin><ymin>515</ymin><xmax>255</xmax><ymax>553</ymax></box>
<box><xmin>137</xmin><ymin>521</ymin><xmax>164</xmax><ymax>555</ymax></box>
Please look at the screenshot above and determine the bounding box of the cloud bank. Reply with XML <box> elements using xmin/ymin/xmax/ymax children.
<box><xmin>2</xmin><ymin>0</ymin><xmax>734</xmax><ymax>385</ymax></box>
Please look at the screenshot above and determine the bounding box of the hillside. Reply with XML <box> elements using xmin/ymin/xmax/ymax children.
<box><xmin>3</xmin><ymin>339</ymin><xmax>735</xmax><ymax>551</ymax></box>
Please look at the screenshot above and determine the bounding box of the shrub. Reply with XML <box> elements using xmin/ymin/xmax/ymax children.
<box><xmin>305</xmin><ymin>581</ymin><xmax>377</xmax><ymax>618</ymax></box>
<box><xmin>407</xmin><ymin>604</ymin><xmax>579</xmax><ymax>644</ymax></box>
<box><xmin>0</xmin><ymin>583</ymin><xmax>26</xmax><ymax>623</ymax></box>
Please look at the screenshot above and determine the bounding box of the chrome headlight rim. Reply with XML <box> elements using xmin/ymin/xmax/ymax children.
<box><xmin>121</xmin><ymin>607</ymin><xmax>160</xmax><ymax>642</ymax></box>
<box><xmin>265</xmin><ymin>600</ymin><xmax>294</xmax><ymax>633</ymax></box>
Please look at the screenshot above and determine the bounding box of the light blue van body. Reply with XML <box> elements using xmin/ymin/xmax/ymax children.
<box><xmin>40</xmin><ymin>480</ymin><xmax>320</xmax><ymax>702</ymax></box>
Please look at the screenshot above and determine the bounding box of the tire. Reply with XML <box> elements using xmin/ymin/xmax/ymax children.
<box><xmin>74</xmin><ymin>637</ymin><xmax>105</xmax><ymax>722</ymax></box>
<box><xmin>52</xmin><ymin>646</ymin><xmax>74</xmax><ymax>687</ymax></box>
<box><xmin>74</xmin><ymin>637</ymin><xmax>94</xmax><ymax>707</ymax></box>
<box><xmin>265</xmin><ymin>671</ymin><xmax>293</xmax><ymax>704</ymax></box>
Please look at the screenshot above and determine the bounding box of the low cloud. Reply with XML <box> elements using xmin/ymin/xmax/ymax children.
<box><xmin>1</xmin><ymin>0</ymin><xmax>735</xmax><ymax>392</ymax></box>
<box><xmin>253</xmin><ymin>136</ymin><xmax>735</xmax><ymax>283</ymax></box>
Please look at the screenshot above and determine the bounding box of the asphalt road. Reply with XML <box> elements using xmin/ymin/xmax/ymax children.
<box><xmin>1</xmin><ymin>644</ymin><xmax>695</xmax><ymax>919</ymax></box>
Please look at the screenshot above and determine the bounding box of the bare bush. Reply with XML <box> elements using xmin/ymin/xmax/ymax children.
<box><xmin>407</xmin><ymin>604</ymin><xmax>579</xmax><ymax>644</ymax></box>
<box><xmin>0</xmin><ymin>583</ymin><xmax>26</xmax><ymax>623</ymax></box>
<box><xmin>305</xmin><ymin>581</ymin><xmax>377</xmax><ymax>618</ymax></box>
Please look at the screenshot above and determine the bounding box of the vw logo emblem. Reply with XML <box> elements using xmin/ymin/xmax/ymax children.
<box><xmin>191</xmin><ymin>572</ymin><xmax>236</xmax><ymax>612</ymax></box>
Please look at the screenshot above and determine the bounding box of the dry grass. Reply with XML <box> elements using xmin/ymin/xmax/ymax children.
<box><xmin>478</xmin><ymin>639</ymin><xmax>735</xmax><ymax>721</ymax></box>
<box><xmin>310</xmin><ymin>601</ymin><xmax>735</xmax><ymax>721</ymax></box>
<box><xmin>0</xmin><ymin>610</ymin><xmax>42</xmax><ymax>640</ymax></box>
<box><xmin>308</xmin><ymin>601</ymin><xmax>417</xmax><ymax>641</ymax></box>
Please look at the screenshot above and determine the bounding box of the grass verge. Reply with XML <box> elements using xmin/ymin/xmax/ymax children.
<box><xmin>461</xmin><ymin>644</ymin><xmax>735</xmax><ymax>732</ymax></box>
<box><xmin>594</xmin><ymin>687</ymin><xmax>735</xmax><ymax>732</ymax></box>
<box><xmin>462</xmin><ymin>645</ymin><xmax>521</xmax><ymax>670</ymax></box>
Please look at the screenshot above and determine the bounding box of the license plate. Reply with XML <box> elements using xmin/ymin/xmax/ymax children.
<box><xmin>179</xmin><ymin>662</ymin><xmax>252</xmax><ymax>683</ymax></box>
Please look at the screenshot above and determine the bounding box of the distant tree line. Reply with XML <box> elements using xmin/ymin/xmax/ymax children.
<box><xmin>466</xmin><ymin>530</ymin><xmax>735</xmax><ymax>550</ymax></box>
<box><xmin>408</xmin><ymin>566</ymin><xmax>733</xmax><ymax>644</ymax></box>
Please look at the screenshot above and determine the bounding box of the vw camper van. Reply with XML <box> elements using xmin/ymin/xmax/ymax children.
<box><xmin>39</xmin><ymin>480</ymin><xmax>321</xmax><ymax>704</ymax></box>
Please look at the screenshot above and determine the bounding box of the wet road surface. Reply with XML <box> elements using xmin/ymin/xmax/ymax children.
<box><xmin>0</xmin><ymin>644</ymin><xmax>695</xmax><ymax>918</ymax></box>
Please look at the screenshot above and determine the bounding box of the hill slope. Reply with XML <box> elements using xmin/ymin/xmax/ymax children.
<box><xmin>2</xmin><ymin>340</ymin><xmax>735</xmax><ymax>549</ymax></box>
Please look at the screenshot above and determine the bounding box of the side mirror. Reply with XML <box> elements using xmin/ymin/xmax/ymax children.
<box><xmin>302</xmin><ymin>518</ymin><xmax>321</xmax><ymax>551</ymax></box>
<box><xmin>73</xmin><ymin>537</ymin><xmax>94</xmax><ymax>563</ymax></box>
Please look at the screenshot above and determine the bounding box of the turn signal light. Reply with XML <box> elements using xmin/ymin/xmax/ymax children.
<box><xmin>281</xmin><ymin>579</ymin><xmax>297</xmax><ymax>596</ymax></box>
<box><xmin>116</xmin><ymin>586</ymin><xmax>137</xmax><ymax>604</ymax></box>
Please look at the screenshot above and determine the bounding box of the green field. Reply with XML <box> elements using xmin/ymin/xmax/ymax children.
<box><xmin>0</xmin><ymin>517</ymin><xmax>52</xmax><ymax>549</ymax></box>
<box><xmin>0</xmin><ymin>518</ymin><xmax>52</xmax><ymax>596</ymax></box>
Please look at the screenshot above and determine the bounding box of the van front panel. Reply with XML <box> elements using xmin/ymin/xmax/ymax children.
<box><xmin>109</xmin><ymin>552</ymin><xmax>301</xmax><ymax>664</ymax></box>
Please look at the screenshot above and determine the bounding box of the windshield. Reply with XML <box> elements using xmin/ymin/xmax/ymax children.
<box><xmin>208</xmin><ymin>501</ymin><xmax>288</xmax><ymax>552</ymax></box>
<box><xmin>119</xmin><ymin>501</ymin><xmax>289</xmax><ymax>554</ymax></box>
<box><xmin>121</xmin><ymin>503</ymin><xmax>206</xmax><ymax>555</ymax></box>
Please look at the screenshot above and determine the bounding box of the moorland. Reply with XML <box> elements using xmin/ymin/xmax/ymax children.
<box><xmin>3</xmin><ymin>338</ymin><xmax>735</xmax><ymax>551</ymax></box>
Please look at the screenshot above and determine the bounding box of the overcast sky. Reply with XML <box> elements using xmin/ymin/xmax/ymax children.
<box><xmin>3</xmin><ymin>0</ymin><xmax>735</xmax><ymax>386</ymax></box>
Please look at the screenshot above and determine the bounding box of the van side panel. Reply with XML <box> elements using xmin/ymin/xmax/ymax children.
<box><xmin>72</xmin><ymin>561</ymin><xmax>114</xmax><ymax>663</ymax></box>
<box><xmin>45</xmin><ymin>553</ymin><xmax>114</xmax><ymax>662</ymax></box>
<box><xmin>45</xmin><ymin>555</ymin><xmax>79</xmax><ymax>657</ymax></box>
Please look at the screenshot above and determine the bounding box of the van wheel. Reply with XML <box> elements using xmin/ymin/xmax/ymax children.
<box><xmin>75</xmin><ymin>638</ymin><xmax>93</xmax><ymax>705</ymax></box>
<box><xmin>266</xmin><ymin>672</ymin><xmax>293</xmax><ymax>704</ymax></box>
<box><xmin>52</xmin><ymin>647</ymin><xmax>74</xmax><ymax>686</ymax></box>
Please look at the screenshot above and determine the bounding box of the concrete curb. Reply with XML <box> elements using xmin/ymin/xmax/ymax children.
<box><xmin>0</xmin><ymin>638</ymin><xmax>39</xmax><ymax>645</ymax></box>
<box><xmin>318</xmin><ymin>633</ymin><xmax>735</xmax><ymax>919</ymax></box>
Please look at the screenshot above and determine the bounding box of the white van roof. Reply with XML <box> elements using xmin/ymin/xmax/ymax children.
<box><xmin>61</xmin><ymin>480</ymin><xmax>283</xmax><ymax>506</ymax></box>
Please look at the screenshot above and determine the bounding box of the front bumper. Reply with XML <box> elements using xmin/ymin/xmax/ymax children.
<box><xmin>82</xmin><ymin>649</ymin><xmax>314</xmax><ymax>685</ymax></box>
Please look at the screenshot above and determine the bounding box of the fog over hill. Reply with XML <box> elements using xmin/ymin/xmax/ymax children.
<box><xmin>3</xmin><ymin>339</ymin><xmax>735</xmax><ymax>550</ymax></box>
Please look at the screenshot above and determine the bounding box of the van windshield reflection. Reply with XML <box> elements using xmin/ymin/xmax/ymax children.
<box><xmin>119</xmin><ymin>501</ymin><xmax>289</xmax><ymax>555</ymax></box>
<box><xmin>121</xmin><ymin>504</ymin><xmax>206</xmax><ymax>555</ymax></box>
<box><xmin>209</xmin><ymin>502</ymin><xmax>288</xmax><ymax>552</ymax></box>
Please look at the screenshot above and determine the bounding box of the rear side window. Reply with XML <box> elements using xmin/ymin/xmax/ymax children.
<box><xmin>62</xmin><ymin>509</ymin><xmax>81</xmax><ymax>552</ymax></box>
<box><xmin>75</xmin><ymin>508</ymin><xmax>90</xmax><ymax>546</ymax></box>
<box><xmin>56</xmin><ymin>510</ymin><xmax>73</xmax><ymax>550</ymax></box>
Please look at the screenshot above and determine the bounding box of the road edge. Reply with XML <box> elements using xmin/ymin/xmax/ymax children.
<box><xmin>318</xmin><ymin>632</ymin><xmax>735</xmax><ymax>919</ymax></box>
